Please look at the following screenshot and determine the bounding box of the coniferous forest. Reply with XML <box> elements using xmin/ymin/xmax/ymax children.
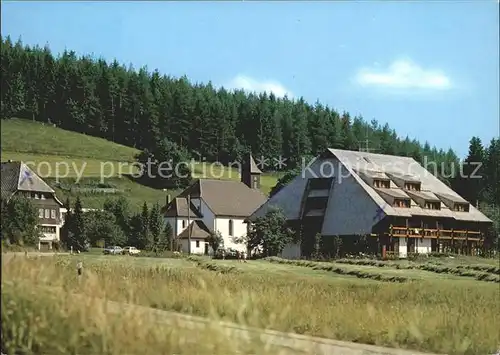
<box><xmin>0</xmin><ymin>35</ymin><xmax>498</xmax><ymax>236</ymax></box>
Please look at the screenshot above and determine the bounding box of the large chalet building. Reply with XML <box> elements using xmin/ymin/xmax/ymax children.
<box><xmin>163</xmin><ymin>154</ymin><xmax>267</xmax><ymax>254</ymax></box>
<box><xmin>249</xmin><ymin>149</ymin><xmax>493</xmax><ymax>259</ymax></box>
<box><xmin>1</xmin><ymin>161</ymin><xmax>64</xmax><ymax>249</ymax></box>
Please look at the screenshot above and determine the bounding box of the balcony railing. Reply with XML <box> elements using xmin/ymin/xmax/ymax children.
<box><xmin>384</xmin><ymin>226</ymin><xmax>482</xmax><ymax>241</ymax></box>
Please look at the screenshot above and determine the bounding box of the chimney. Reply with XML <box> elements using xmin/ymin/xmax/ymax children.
<box><xmin>166</xmin><ymin>194</ymin><xmax>171</xmax><ymax>206</ymax></box>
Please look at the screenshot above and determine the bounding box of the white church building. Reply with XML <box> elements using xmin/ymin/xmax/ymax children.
<box><xmin>163</xmin><ymin>154</ymin><xmax>267</xmax><ymax>255</ymax></box>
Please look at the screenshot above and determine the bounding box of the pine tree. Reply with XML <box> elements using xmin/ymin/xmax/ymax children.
<box><xmin>457</xmin><ymin>137</ymin><xmax>486</xmax><ymax>204</ymax></box>
<box><xmin>137</xmin><ymin>202</ymin><xmax>151</xmax><ymax>250</ymax></box>
<box><xmin>60</xmin><ymin>197</ymin><xmax>72</xmax><ymax>248</ymax></box>
<box><xmin>0</xmin><ymin>35</ymin><xmax>467</xmax><ymax>191</ymax></box>
<box><xmin>149</xmin><ymin>203</ymin><xmax>164</xmax><ymax>253</ymax></box>
<box><xmin>103</xmin><ymin>197</ymin><xmax>130</xmax><ymax>236</ymax></box>
<box><xmin>163</xmin><ymin>222</ymin><xmax>174</xmax><ymax>251</ymax></box>
<box><xmin>71</xmin><ymin>196</ymin><xmax>87</xmax><ymax>250</ymax></box>
<box><xmin>483</xmin><ymin>138</ymin><xmax>500</xmax><ymax>206</ymax></box>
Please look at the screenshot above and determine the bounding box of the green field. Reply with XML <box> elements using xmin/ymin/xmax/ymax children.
<box><xmin>2</xmin><ymin>253</ymin><xmax>499</xmax><ymax>355</ymax></box>
<box><xmin>1</xmin><ymin>119</ymin><xmax>279</xmax><ymax>209</ymax></box>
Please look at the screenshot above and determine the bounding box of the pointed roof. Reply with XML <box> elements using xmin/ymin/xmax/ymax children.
<box><xmin>242</xmin><ymin>153</ymin><xmax>262</xmax><ymax>174</ymax></box>
<box><xmin>178</xmin><ymin>219</ymin><xmax>212</xmax><ymax>240</ymax></box>
<box><xmin>249</xmin><ymin>149</ymin><xmax>492</xmax><ymax>226</ymax></box>
<box><xmin>175</xmin><ymin>179</ymin><xmax>267</xmax><ymax>217</ymax></box>
<box><xmin>1</xmin><ymin>161</ymin><xmax>59</xmax><ymax>202</ymax></box>
<box><xmin>163</xmin><ymin>197</ymin><xmax>203</xmax><ymax>218</ymax></box>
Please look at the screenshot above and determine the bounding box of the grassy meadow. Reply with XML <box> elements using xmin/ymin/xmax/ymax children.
<box><xmin>1</xmin><ymin>119</ymin><xmax>279</xmax><ymax>210</ymax></box>
<box><xmin>2</xmin><ymin>253</ymin><xmax>499</xmax><ymax>355</ymax></box>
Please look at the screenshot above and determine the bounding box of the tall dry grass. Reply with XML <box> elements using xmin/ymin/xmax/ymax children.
<box><xmin>2</xmin><ymin>255</ymin><xmax>499</xmax><ymax>355</ymax></box>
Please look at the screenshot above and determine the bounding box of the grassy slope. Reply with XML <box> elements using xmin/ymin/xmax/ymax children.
<box><xmin>1</xmin><ymin>119</ymin><xmax>278</xmax><ymax>210</ymax></box>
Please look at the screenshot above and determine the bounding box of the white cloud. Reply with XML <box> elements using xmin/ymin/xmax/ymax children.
<box><xmin>224</xmin><ymin>75</ymin><xmax>293</xmax><ymax>98</ymax></box>
<box><xmin>354</xmin><ymin>59</ymin><xmax>452</xmax><ymax>91</ymax></box>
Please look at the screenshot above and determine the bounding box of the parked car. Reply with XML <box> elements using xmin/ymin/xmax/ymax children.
<box><xmin>103</xmin><ymin>246</ymin><xmax>123</xmax><ymax>255</ymax></box>
<box><xmin>122</xmin><ymin>246</ymin><xmax>140</xmax><ymax>255</ymax></box>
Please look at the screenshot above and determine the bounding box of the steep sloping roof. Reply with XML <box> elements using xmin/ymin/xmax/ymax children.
<box><xmin>327</xmin><ymin>149</ymin><xmax>491</xmax><ymax>223</ymax></box>
<box><xmin>1</xmin><ymin>161</ymin><xmax>57</xmax><ymax>201</ymax></box>
<box><xmin>163</xmin><ymin>197</ymin><xmax>203</xmax><ymax>218</ymax></box>
<box><xmin>375</xmin><ymin>187</ymin><xmax>410</xmax><ymax>199</ymax></box>
<box><xmin>406</xmin><ymin>190</ymin><xmax>441</xmax><ymax>203</ymax></box>
<box><xmin>178</xmin><ymin>219</ymin><xmax>212</xmax><ymax>240</ymax></box>
<box><xmin>249</xmin><ymin>149</ymin><xmax>492</xmax><ymax>226</ymax></box>
<box><xmin>178</xmin><ymin>179</ymin><xmax>267</xmax><ymax>217</ymax></box>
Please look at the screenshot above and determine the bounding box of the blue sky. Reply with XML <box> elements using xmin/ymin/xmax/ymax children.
<box><xmin>2</xmin><ymin>1</ymin><xmax>499</xmax><ymax>158</ymax></box>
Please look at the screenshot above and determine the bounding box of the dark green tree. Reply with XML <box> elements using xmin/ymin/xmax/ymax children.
<box><xmin>206</xmin><ymin>230</ymin><xmax>224</xmax><ymax>255</ymax></box>
<box><xmin>0</xmin><ymin>196</ymin><xmax>40</xmax><ymax>246</ymax></box>
<box><xmin>246</xmin><ymin>207</ymin><xmax>293</xmax><ymax>257</ymax></box>
<box><xmin>84</xmin><ymin>210</ymin><xmax>126</xmax><ymax>247</ymax></box>
<box><xmin>103</xmin><ymin>196</ymin><xmax>130</xmax><ymax>236</ymax></box>
<box><xmin>71</xmin><ymin>196</ymin><xmax>87</xmax><ymax>250</ymax></box>
<box><xmin>148</xmin><ymin>202</ymin><xmax>164</xmax><ymax>253</ymax></box>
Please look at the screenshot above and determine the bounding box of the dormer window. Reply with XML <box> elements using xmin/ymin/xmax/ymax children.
<box><xmin>393</xmin><ymin>199</ymin><xmax>410</xmax><ymax>208</ymax></box>
<box><xmin>424</xmin><ymin>201</ymin><xmax>441</xmax><ymax>210</ymax></box>
<box><xmin>454</xmin><ymin>203</ymin><xmax>469</xmax><ymax>212</ymax></box>
<box><xmin>404</xmin><ymin>182</ymin><xmax>421</xmax><ymax>191</ymax></box>
<box><xmin>374</xmin><ymin>179</ymin><xmax>390</xmax><ymax>189</ymax></box>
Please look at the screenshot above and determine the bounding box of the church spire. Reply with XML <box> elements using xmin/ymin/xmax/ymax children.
<box><xmin>241</xmin><ymin>152</ymin><xmax>262</xmax><ymax>189</ymax></box>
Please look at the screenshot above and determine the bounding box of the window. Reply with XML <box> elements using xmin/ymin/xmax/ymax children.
<box><xmin>253</xmin><ymin>177</ymin><xmax>258</xmax><ymax>188</ymax></box>
<box><xmin>182</xmin><ymin>220</ymin><xmax>186</xmax><ymax>228</ymax></box>
<box><xmin>51</xmin><ymin>209</ymin><xmax>56</xmax><ymax>219</ymax></box>
<box><xmin>228</xmin><ymin>219</ymin><xmax>234</xmax><ymax>236</ymax></box>
<box><xmin>454</xmin><ymin>203</ymin><xmax>469</xmax><ymax>212</ymax></box>
<box><xmin>44</xmin><ymin>209</ymin><xmax>50</xmax><ymax>218</ymax></box>
<box><xmin>41</xmin><ymin>193</ymin><xmax>46</xmax><ymax>200</ymax></box>
<box><xmin>34</xmin><ymin>193</ymin><xmax>40</xmax><ymax>199</ymax></box>
<box><xmin>39</xmin><ymin>209</ymin><xmax>44</xmax><ymax>218</ymax></box>
<box><xmin>393</xmin><ymin>199</ymin><xmax>410</xmax><ymax>208</ymax></box>
<box><xmin>195</xmin><ymin>240</ymin><xmax>200</xmax><ymax>248</ymax></box>
<box><xmin>424</xmin><ymin>201</ymin><xmax>440</xmax><ymax>210</ymax></box>
<box><xmin>374</xmin><ymin>179</ymin><xmax>390</xmax><ymax>188</ymax></box>
<box><xmin>404</xmin><ymin>183</ymin><xmax>421</xmax><ymax>191</ymax></box>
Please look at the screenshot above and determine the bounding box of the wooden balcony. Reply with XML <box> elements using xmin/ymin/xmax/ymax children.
<box><xmin>381</xmin><ymin>226</ymin><xmax>483</xmax><ymax>241</ymax></box>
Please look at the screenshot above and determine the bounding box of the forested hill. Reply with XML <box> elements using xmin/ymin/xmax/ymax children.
<box><xmin>1</xmin><ymin>35</ymin><xmax>461</xmax><ymax>169</ymax></box>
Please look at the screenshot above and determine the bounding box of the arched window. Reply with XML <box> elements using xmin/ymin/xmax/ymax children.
<box><xmin>228</xmin><ymin>219</ymin><xmax>233</xmax><ymax>236</ymax></box>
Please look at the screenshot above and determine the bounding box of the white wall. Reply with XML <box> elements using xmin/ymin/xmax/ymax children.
<box><xmin>164</xmin><ymin>217</ymin><xmax>204</xmax><ymax>237</ymax></box>
<box><xmin>416</xmin><ymin>238</ymin><xmax>432</xmax><ymax>254</ymax></box>
<box><xmin>215</xmin><ymin>217</ymin><xmax>247</xmax><ymax>252</ymax></box>
<box><xmin>398</xmin><ymin>238</ymin><xmax>407</xmax><ymax>258</ymax></box>
<box><xmin>164</xmin><ymin>199</ymin><xmax>251</xmax><ymax>253</ymax></box>
<box><xmin>180</xmin><ymin>238</ymin><xmax>206</xmax><ymax>254</ymax></box>
<box><xmin>280</xmin><ymin>242</ymin><xmax>301</xmax><ymax>259</ymax></box>
<box><xmin>398</xmin><ymin>237</ymin><xmax>432</xmax><ymax>258</ymax></box>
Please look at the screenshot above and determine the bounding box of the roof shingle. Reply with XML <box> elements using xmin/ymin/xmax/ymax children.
<box><xmin>1</xmin><ymin>161</ymin><xmax>56</xmax><ymax>200</ymax></box>
<box><xmin>177</xmin><ymin>179</ymin><xmax>267</xmax><ymax>217</ymax></box>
